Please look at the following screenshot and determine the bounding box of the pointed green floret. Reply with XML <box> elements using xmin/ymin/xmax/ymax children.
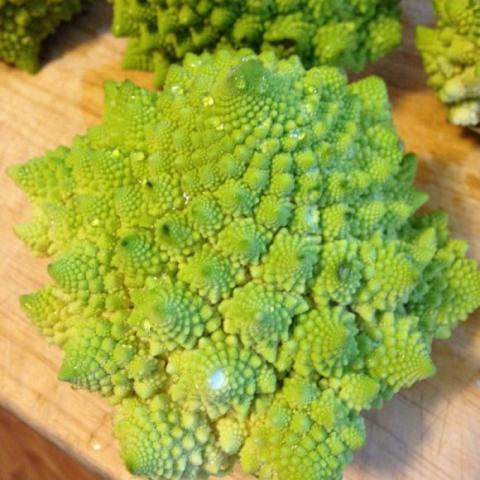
<box><xmin>216</xmin><ymin>218</ymin><xmax>267</xmax><ymax>264</ymax></box>
<box><xmin>251</xmin><ymin>229</ymin><xmax>321</xmax><ymax>292</ymax></box>
<box><xmin>111</xmin><ymin>0</ymin><xmax>402</xmax><ymax>86</ymax></box>
<box><xmin>240</xmin><ymin>378</ymin><xmax>366</xmax><ymax>480</ymax></box>
<box><xmin>168</xmin><ymin>333</ymin><xmax>276</xmax><ymax>420</ymax></box>
<box><xmin>129</xmin><ymin>277</ymin><xmax>219</xmax><ymax>354</ymax></box>
<box><xmin>367</xmin><ymin>314</ymin><xmax>436</xmax><ymax>393</ymax></box>
<box><xmin>336</xmin><ymin>373</ymin><xmax>381</xmax><ymax>411</ymax></box>
<box><xmin>416</xmin><ymin>0</ymin><xmax>480</xmax><ymax>130</ymax></box>
<box><xmin>115</xmin><ymin>395</ymin><xmax>227</xmax><ymax>478</ymax></box>
<box><xmin>292</xmin><ymin>307</ymin><xmax>359</xmax><ymax>378</ymax></box>
<box><xmin>0</xmin><ymin>0</ymin><xmax>93</xmax><ymax>72</ymax></box>
<box><xmin>19</xmin><ymin>287</ymin><xmax>71</xmax><ymax>345</ymax></box>
<box><xmin>216</xmin><ymin>415</ymin><xmax>246</xmax><ymax>455</ymax></box>
<box><xmin>9</xmin><ymin>49</ymin><xmax>480</xmax><ymax>480</ymax></box>
<box><xmin>220</xmin><ymin>282</ymin><xmax>308</xmax><ymax>362</ymax></box>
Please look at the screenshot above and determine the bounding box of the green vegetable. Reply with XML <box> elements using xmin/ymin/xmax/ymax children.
<box><xmin>9</xmin><ymin>50</ymin><xmax>480</xmax><ymax>480</ymax></box>
<box><xmin>416</xmin><ymin>0</ymin><xmax>480</xmax><ymax>131</ymax></box>
<box><xmin>112</xmin><ymin>0</ymin><xmax>402</xmax><ymax>86</ymax></box>
<box><xmin>0</xmin><ymin>0</ymin><xmax>93</xmax><ymax>72</ymax></box>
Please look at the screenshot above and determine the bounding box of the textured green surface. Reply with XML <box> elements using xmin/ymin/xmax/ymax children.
<box><xmin>0</xmin><ymin>0</ymin><xmax>93</xmax><ymax>72</ymax></box>
<box><xmin>416</xmin><ymin>0</ymin><xmax>480</xmax><ymax>130</ymax></box>
<box><xmin>112</xmin><ymin>0</ymin><xmax>402</xmax><ymax>86</ymax></box>
<box><xmin>9</xmin><ymin>50</ymin><xmax>480</xmax><ymax>479</ymax></box>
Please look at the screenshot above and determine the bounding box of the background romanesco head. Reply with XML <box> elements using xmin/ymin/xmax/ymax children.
<box><xmin>112</xmin><ymin>0</ymin><xmax>402</xmax><ymax>86</ymax></box>
<box><xmin>0</xmin><ymin>0</ymin><xmax>93</xmax><ymax>72</ymax></box>
<box><xmin>416</xmin><ymin>0</ymin><xmax>480</xmax><ymax>130</ymax></box>
<box><xmin>9</xmin><ymin>49</ymin><xmax>480</xmax><ymax>479</ymax></box>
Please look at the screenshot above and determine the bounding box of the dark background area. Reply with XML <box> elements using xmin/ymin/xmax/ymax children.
<box><xmin>0</xmin><ymin>407</ymin><xmax>100</xmax><ymax>480</ymax></box>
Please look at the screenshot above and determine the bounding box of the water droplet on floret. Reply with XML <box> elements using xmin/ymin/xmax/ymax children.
<box><xmin>208</xmin><ymin>368</ymin><xmax>226</xmax><ymax>391</ymax></box>
<box><xmin>170</xmin><ymin>85</ymin><xmax>184</xmax><ymax>95</ymax></box>
<box><xmin>202</xmin><ymin>95</ymin><xmax>215</xmax><ymax>107</ymax></box>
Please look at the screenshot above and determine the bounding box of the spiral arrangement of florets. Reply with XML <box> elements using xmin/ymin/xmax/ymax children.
<box><xmin>112</xmin><ymin>0</ymin><xmax>402</xmax><ymax>85</ymax></box>
<box><xmin>416</xmin><ymin>0</ymin><xmax>480</xmax><ymax>130</ymax></box>
<box><xmin>0</xmin><ymin>0</ymin><xmax>93</xmax><ymax>72</ymax></box>
<box><xmin>9</xmin><ymin>50</ymin><xmax>480</xmax><ymax>479</ymax></box>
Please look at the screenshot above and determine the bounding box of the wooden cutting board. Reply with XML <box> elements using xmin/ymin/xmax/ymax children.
<box><xmin>0</xmin><ymin>1</ymin><xmax>479</xmax><ymax>479</ymax></box>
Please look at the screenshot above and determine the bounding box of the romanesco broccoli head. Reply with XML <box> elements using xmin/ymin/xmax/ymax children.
<box><xmin>9</xmin><ymin>49</ymin><xmax>480</xmax><ymax>480</ymax></box>
<box><xmin>416</xmin><ymin>0</ymin><xmax>480</xmax><ymax>130</ymax></box>
<box><xmin>0</xmin><ymin>0</ymin><xmax>93</xmax><ymax>72</ymax></box>
<box><xmin>112</xmin><ymin>0</ymin><xmax>402</xmax><ymax>86</ymax></box>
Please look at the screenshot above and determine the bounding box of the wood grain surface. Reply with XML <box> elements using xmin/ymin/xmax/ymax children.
<box><xmin>0</xmin><ymin>1</ymin><xmax>479</xmax><ymax>479</ymax></box>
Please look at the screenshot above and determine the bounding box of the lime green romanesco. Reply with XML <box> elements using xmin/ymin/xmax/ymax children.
<box><xmin>9</xmin><ymin>50</ymin><xmax>480</xmax><ymax>480</ymax></box>
<box><xmin>416</xmin><ymin>0</ymin><xmax>480</xmax><ymax>130</ymax></box>
<box><xmin>112</xmin><ymin>0</ymin><xmax>402</xmax><ymax>86</ymax></box>
<box><xmin>0</xmin><ymin>0</ymin><xmax>93</xmax><ymax>72</ymax></box>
